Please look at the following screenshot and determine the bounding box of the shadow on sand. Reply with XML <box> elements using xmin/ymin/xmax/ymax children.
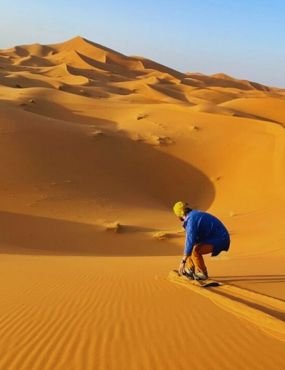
<box><xmin>1</xmin><ymin>98</ymin><xmax>216</xmax><ymax>208</ymax></box>
<box><xmin>0</xmin><ymin>90</ymin><xmax>217</xmax><ymax>256</ymax></box>
<box><xmin>0</xmin><ymin>210</ymin><xmax>183</xmax><ymax>256</ymax></box>
<box><xmin>215</xmin><ymin>275</ymin><xmax>285</xmax><ymax>284</ymax></box>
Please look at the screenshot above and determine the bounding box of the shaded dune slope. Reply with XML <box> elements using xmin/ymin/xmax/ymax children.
<box><xmin>0</xmin><ymin>36</ymin><xmax>285</xmax><ymax>258</ymax></box>
<box><xmin>1</xmin><ymin>37</ymin><xmax>285</xmax><ymax>370</ymax></box>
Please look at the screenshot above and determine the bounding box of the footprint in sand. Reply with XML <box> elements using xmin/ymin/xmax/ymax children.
<box><xmin>152</xmin><ymin>230</ymin><xmax>184</xmax><ymax>240</ymax></box>
<box><xmin>88</xmin><ymin>130</ymin><xmax>104</xmax><ymax>138</ymax></box>
<box><xmin>136</xmin><ymin>113</ymin><xmax>148</xmax><ymax>120</ymax></box>
<box><xmin>104</xmin><ymin>222</ymin><xmax>122</xmax><ymax>233</ymax></box>
<box><xmin>149</xmin><ymin>135</ymin><xmax>174</xmax><ymax>146</ymax></box>
<box><xmin>189</xmin><ymin>124</ymin><xmax>200</xmax><ymax>131</ymax></box>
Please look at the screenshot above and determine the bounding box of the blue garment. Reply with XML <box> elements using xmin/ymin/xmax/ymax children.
<box><xmin>183</xmin><ymin>210</ymin><xmax>230</xmax><ymax>256</ymax></box>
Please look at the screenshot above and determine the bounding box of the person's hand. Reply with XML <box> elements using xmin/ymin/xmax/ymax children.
<box><xmin>178</xmin><ymin>260</ymin><xmax>186</xmax><ymax>276</ymax></box>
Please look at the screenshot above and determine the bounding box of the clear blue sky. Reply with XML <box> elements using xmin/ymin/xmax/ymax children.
<box><xmin>1</xmin><ymin>0</ymin><xmax>285</xmax><ymax>87</ymax></box>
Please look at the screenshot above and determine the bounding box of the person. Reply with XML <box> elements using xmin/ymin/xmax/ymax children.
<box><xmin>173</xmin><ymin>201</ymin><xmax>230</xmax><ymax>280</ymax></box>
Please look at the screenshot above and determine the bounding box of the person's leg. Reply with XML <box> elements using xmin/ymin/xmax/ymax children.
<box><xmin>191</xmin><ymin>244</ymin><xmax>213</xmax><ymax>275</ymax></box>
<box><xmin>186</xmin><ymin>257</ymin><xmax>195</xmax><ymax>273</ymax></box>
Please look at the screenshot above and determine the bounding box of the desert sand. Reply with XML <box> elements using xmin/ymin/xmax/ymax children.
<box><xmin>0</xmin><ymin>36</ymin><xmax>285</xmax><ymax>370</ymax></box>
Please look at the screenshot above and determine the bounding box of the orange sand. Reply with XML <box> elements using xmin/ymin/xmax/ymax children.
<box><xmin>0</xmin><ymin>36</ymin><xmax>285</xmax><ymax>370</ymax></box>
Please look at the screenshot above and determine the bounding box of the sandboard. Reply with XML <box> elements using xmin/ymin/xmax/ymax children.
<box><xmin>172</xmin><ymin>269</ymin><xmax>222</xmax><ymax>288</ymax></box>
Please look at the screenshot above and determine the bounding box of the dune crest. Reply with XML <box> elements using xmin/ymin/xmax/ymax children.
<box><xmin>1</xmin><ymin>37</ymin><xmax>285</xmax><ymax>370</ymax></box>
<box><xmin>1</xmin><ymin>36</ymin><xmax>284</xmax><ymax>106</ymax></box>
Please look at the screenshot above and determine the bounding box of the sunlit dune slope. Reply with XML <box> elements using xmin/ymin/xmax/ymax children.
<box><xmin>1</xmin><ymin>36</ymin><xmax>284</xmax><ymax>103</ymax></box>
<box><xmin>1</xmin><ymin>36</ymin><xmax>285</xmax><ymax>370</ymax></box>
<box><xmin>0</xmin><ymin>36</ymin><xmax>285</xmax><ymax>257</ymax></box>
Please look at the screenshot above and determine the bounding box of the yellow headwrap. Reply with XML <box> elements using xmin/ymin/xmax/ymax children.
<box><xmin>173</xmin><ymin>201</ymin><xmax>188</xmax><ymax>218</ymax></box>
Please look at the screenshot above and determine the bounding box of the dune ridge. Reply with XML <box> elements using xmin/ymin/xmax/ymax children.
<box><xmin>1</xmin><ymin>36</ymin><xmax>285</xmax><ymax>109</ymax></box>
<box><xmin>1</xmin><ymin>37</ymin><xmax>285</xmax><ymax>370</ymax></box>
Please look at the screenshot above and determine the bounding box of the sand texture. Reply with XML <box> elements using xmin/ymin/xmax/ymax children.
<box><xmin>0</xmin><ymin>37</ymin><xmax>285</xmax><ymax>370</ymax></box>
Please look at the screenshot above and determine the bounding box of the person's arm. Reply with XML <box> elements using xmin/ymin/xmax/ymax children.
<box><xmin>178</xmin><ymin>257</ymin><xmax>187</xmax><ymax>275</ymax></box>
<box><xmin>184</xmin><ymin>222</ymin><xmax>197</xmax><ymax>257</ymax></box>
<box><xmin>178</xmin><ymin>220</ymin><xmax>197</xmax><ymax>275</ymax></box>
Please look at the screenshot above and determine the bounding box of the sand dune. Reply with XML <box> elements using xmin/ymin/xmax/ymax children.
<box><xmin>188</xmin><ymin>72</ymin><xmax>271</xmax><ymax>91</ymax></box>
<box><xmin>2</xmin><ymin>36</ymin><xmax>284</xmax><ymax>106</ymax></box>
<box><xmin>0</xmin><ymin>256</ymin><xmax>284</xmax><ymax>370</ymax></box>
<box><xmin>168</xmin><ymin>270</ymin><xmax>285</xmax><ymax>341</ymax></box>
<box><xmin>0</xmin><ymin>36</ymin><xmax>285</xmax><ymax>370</ymax></box>
<box><xmin>221</xmin><ymin>97</ymin><xmax>285</xmax><ymax>126</ymax></box>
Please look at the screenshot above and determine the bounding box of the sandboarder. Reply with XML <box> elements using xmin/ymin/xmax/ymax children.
<box><xmin>173</xmin><ymin>202</ymin><xmax>230</xmax><ymax>280</ymax></box>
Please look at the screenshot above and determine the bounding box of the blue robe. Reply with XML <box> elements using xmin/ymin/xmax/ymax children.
<box><xmin>183</xmin><ymin>210</ymin><xmax>230</xmax><ymax>256</ymax></box>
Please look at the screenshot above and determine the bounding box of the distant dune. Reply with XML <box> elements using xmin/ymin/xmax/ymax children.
<box><xmin>0</xmin><ymin>37</ymin><xmax>285</xmax><ymax>370</ymax></box>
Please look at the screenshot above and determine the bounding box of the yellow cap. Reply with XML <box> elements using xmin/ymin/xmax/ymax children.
<box><xmin>173</xmin><ymin>201</ymin><xmax>187</xmax><ymax>218</ymax></box>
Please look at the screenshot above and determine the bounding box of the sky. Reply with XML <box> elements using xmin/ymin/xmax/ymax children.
<box><xmin>1</xmin><ymin>0</ymin><xmax>285</xmax><ymax>87</ymax></box>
